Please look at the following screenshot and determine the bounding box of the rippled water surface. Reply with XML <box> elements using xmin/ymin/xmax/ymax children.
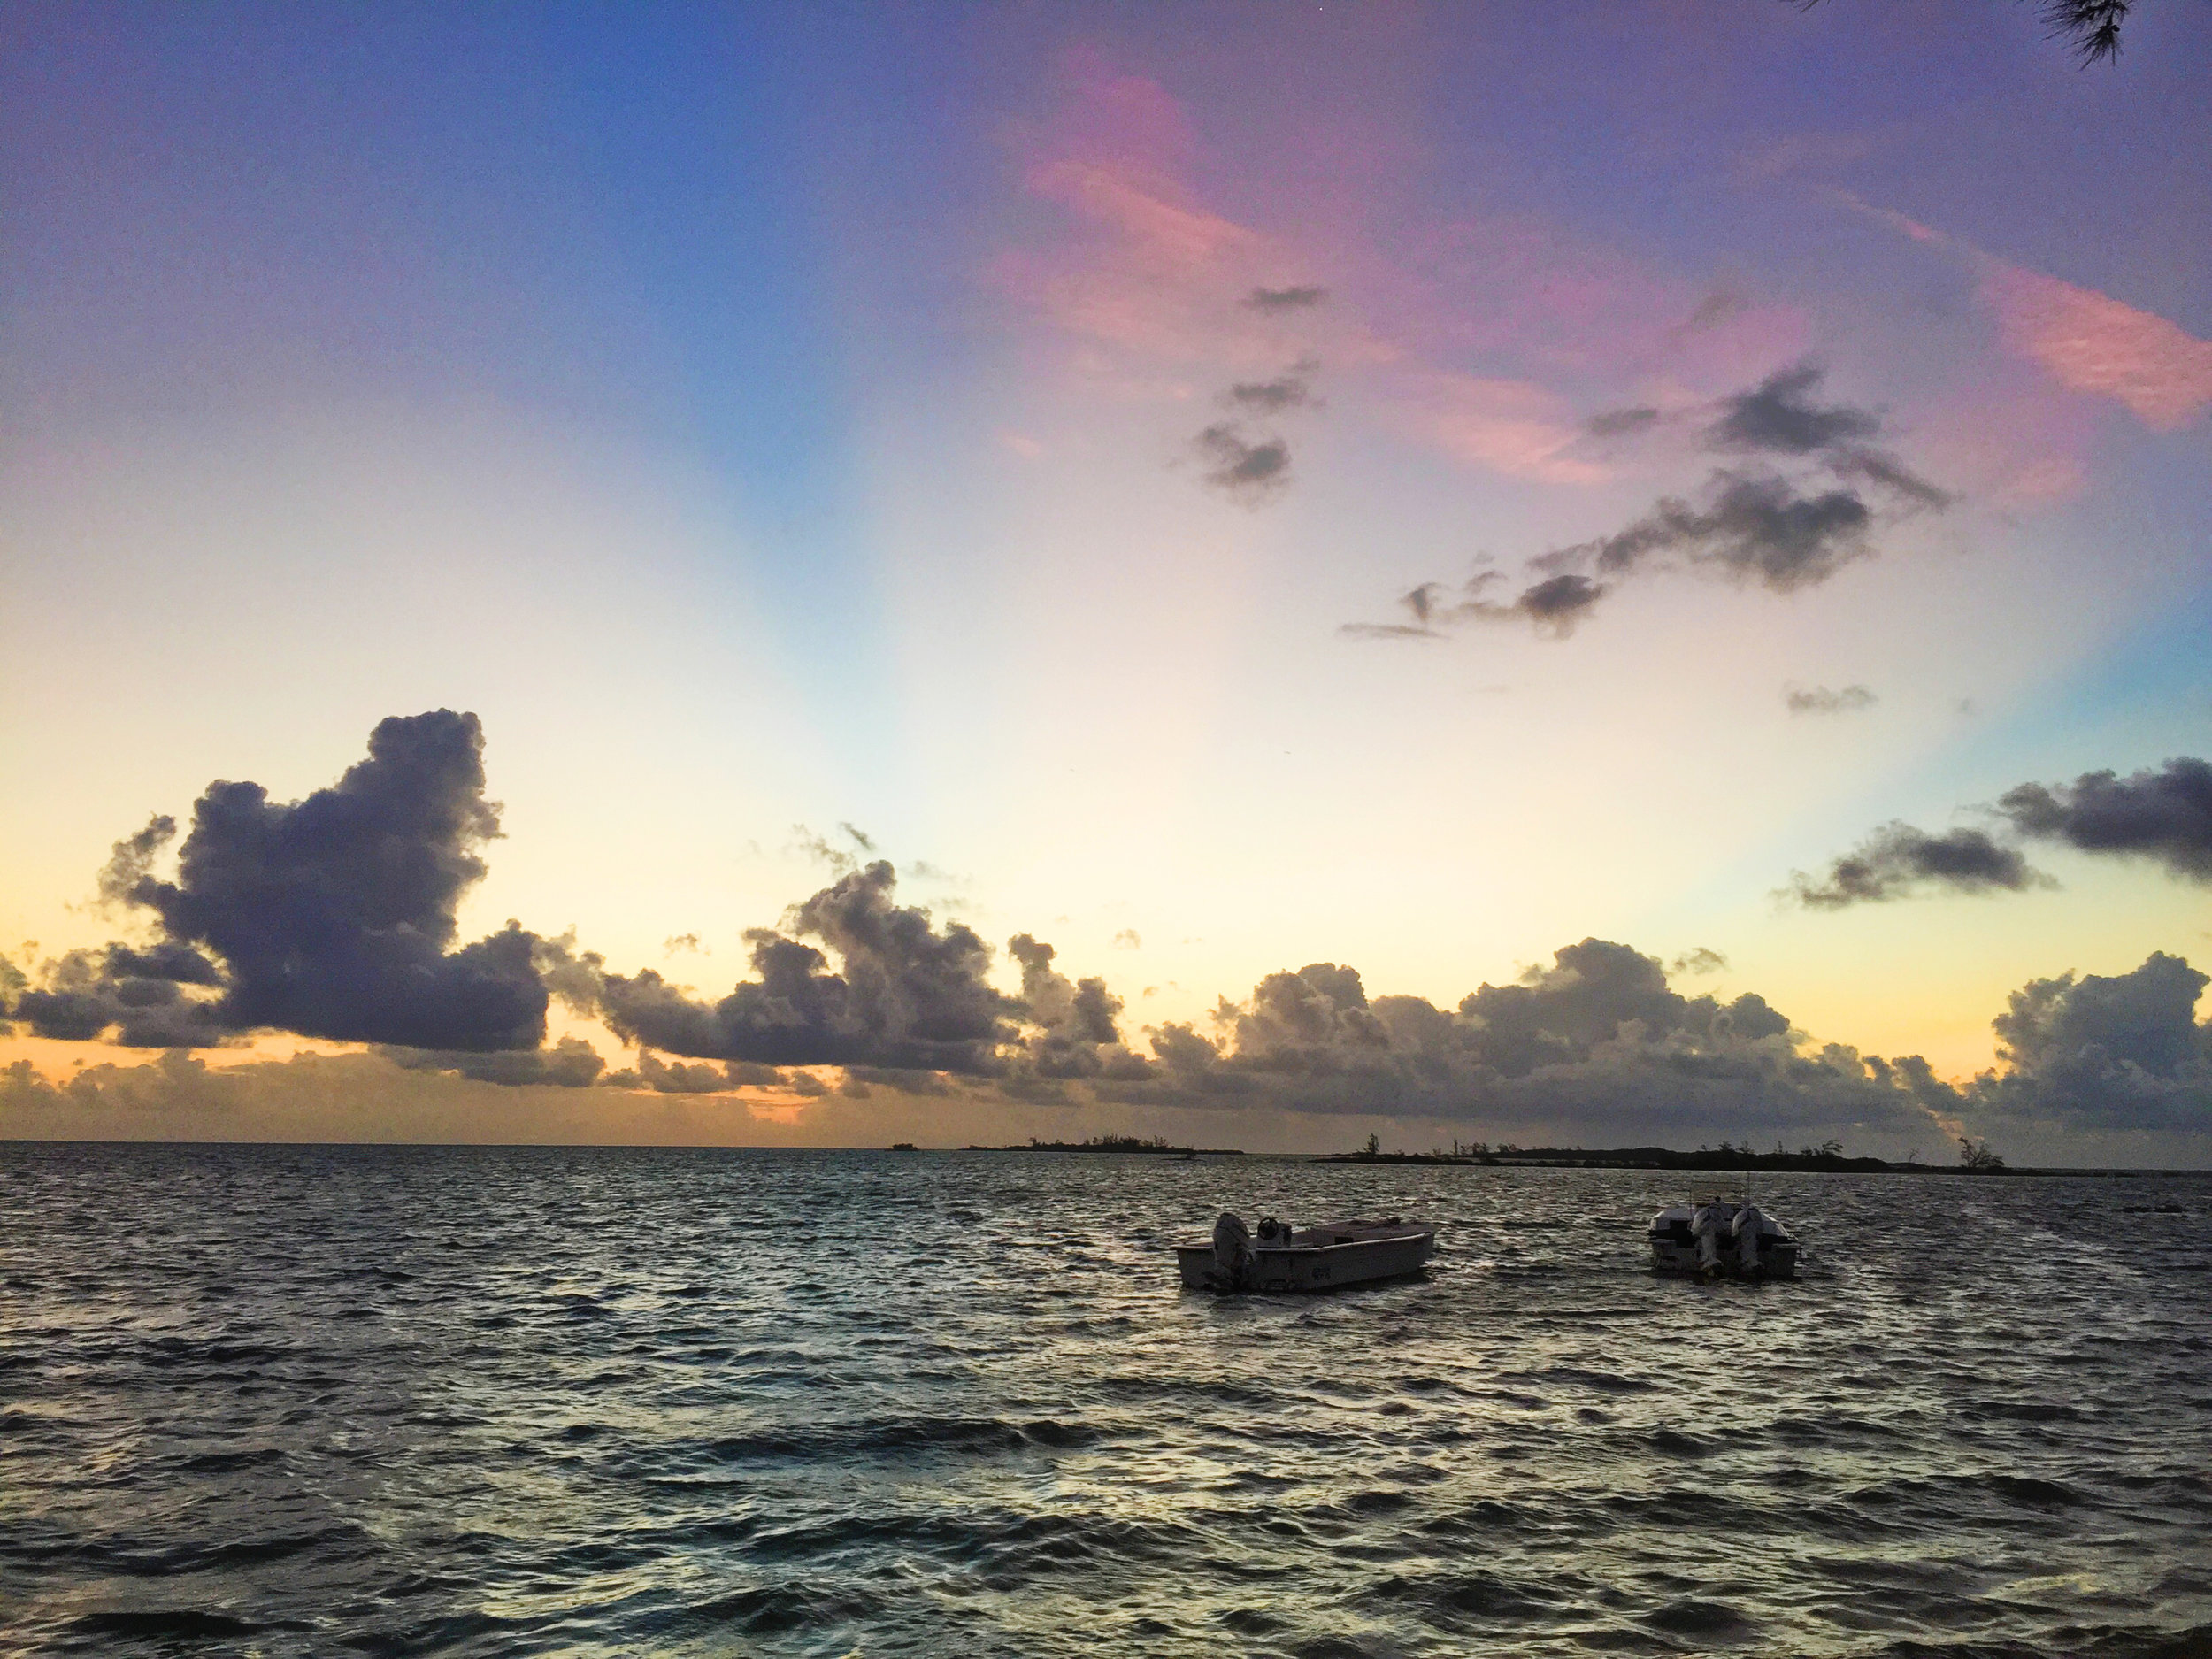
<box><xmin>4</xmin><ymin>1144</ymin><xmax>2210</xmax><ymax>1657</ymax></box>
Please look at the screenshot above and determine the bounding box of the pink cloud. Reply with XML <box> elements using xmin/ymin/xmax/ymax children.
<box><xmin>1845</xmin><ymin>195</ymin><xmax>2212</xmax><ymax>432</ymax></box>
<box><xmin>994</xmin><ymin>50</ymin><xmax>1809</xmax><ymax>491</ymax></box>
<box><xmin>1386</xmin><ymin>373</ymin><xmax>1608</xmax><ymax>485</ymax></box>
<box><xmin>1978</xmin><ymin>263</ymin><xmax>2212</xmax><ymax>432</ymax></box>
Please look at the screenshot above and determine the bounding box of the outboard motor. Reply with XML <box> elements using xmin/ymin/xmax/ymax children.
<box><xmin>1732</xmin><ymin>1203</ymin><xmax>1770</xmax><ymax>1274</ymax></box>
<box><xmin>1211</xmin><ymin>1212</ymin><xmax>1256</xmax><ymax>1291</ymax></box>
<box><xmin>1692</xmin><ymin>1200</ymin><xmax>1734</xmax><ymax>1276</ymax></box>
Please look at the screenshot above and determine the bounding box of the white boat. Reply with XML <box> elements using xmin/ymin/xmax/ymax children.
<box><xmin>1648</xmin><ymin>1199</ymin><xmax>1801</xmax><ymax>1279</ymax></box>
<box><xmin>1177</xmin><ymin>1212</ymin><xmax>1436</xmax><ymax>1293</ymax></box>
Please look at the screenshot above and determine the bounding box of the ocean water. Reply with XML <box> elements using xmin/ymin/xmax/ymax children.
<box><xmin>4</xmin><ymin>1145</ymin><xmax>2209</xmax><ymax>1658</ymax></box>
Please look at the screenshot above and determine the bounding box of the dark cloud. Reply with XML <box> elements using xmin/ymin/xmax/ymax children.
<box><xmin>1831</xmin><ymin>447</ymin><xmax>1952</xmax><ymax>510</ymax></box>
<box><xmin>575</xmin><ymin>861</ymin><xmax>1021</xmax><ymax>1074</ymax></box>
<box><xmin>1345</xmin><ymin>570</ymin><xmax>1608</xmax><ymax>641</ymax></box>
<box><xmin>1571</xmin><ymin>471</ymin><xmax>1875</xmax><ymax>591</ymax></box>
<box><xmin>1901</xmin><ymin>953</ymin><xmax>2212</xmax><ymax>1136</ymax></box>
<box><xmin>1585</xmin><ymin>406</ymin><xmax>1662</xmax><ymax>440</ymax></box>
<box><xmin>1500</xmin><ymin>572</ymin><xmax>1609</xmax><ymax>631</ymax></box>
<box><xmin>1786</xmin><ymin>683</ymin><xmax>1878</xmax><ymax>716</ymax></box>
<box><xmin>634</xmin><ymin>1051</ymin><xmax>742</xmax><ymax>1094</ymax></box>
<box><xmin>1194</xmin><ymin>424</ymin><xmax>1292</xmax><ymax>500</ymax></box>
<box><xmin>664</xmin><ymin>933</ymin><xmax>703</xmax><ymax>955</ymax></box>
<box><xmin>383</xmin><ymin>1037</ymin><xmax>607</xmax><ymax>1089</ymax></box>
<box><xmin>1006</xmin><ymin>933</ymin><xmax>1152</xmax><ymax>1081</ymax></box>
<box><xmin>1349</xmin><ymin>364</ymin><xmax>1947</xmax><ymax>641</ymax></box>
<box><xmin>1223</xmin><ymin>371</ymin><xmax>1318</xmax><ymax>416</ymax></box>
<box><xmin>1795</xmin><ymin>756</ymin><xmax>2212</xmax><ymax>912</ymax></box>
<box><xmin>98</xmin><ymin>816</ymin><xmax>178</xmax><ymax>907</ymax></box>
<box><xmin>1245</xmin><ymin>284</ymin><xmax>1328</xmax><ymax>311</ymax></box>
<box><xmin>1194</xmin><ymin>363</ymin><xmax>1318</xmax><ymax>497</ymax></box>
<box><xmin>1104</xmin><ymin>940</ymin><xmax>1928</xmax><ymax>1143</ymax></box>
<box><xmin>1788</xmin><ymin>824</ymin><xmax>2046</xmax><ymax>909</ymax></box>
<box><xmin>23</xmin><ymin>711</ymin><xmax>552</xmax><ymax>1052</ymax></box>
<box><xmin>1671</xmin><ymin>947</ymin><xmax>1728</xmax><ymax>975</ymax></box>
<box><xmin>844</xmin><ymin>1064</ymin><xmax>955</xmax><ymax>1096</ymax></box>
<box><xmin>1709</xmin><ymin>363</ymin><xmax>1880</xmax><ymax>456</ymax></box>
<box><xmin>1996</xmin><ymin>758</ymin><xmax>2212</xmax><ymax>881</ymax></box>
<box><xmin>0</xmin><ymin>956</ymin><xmax>25</xmax><ymax>1035</ymax></box>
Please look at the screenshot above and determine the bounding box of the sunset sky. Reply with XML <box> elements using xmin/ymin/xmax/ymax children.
<box><xmin>4</xmin><ymin>3</ymin><xmax>2208</xmax><ymax>1160</ymax></box>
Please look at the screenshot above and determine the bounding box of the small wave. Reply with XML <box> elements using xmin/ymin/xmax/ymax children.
<box><xmin>66</xmin><ymin>1609</ymin><xmax>267</xmax><ymax>1640</ymax></box>
<box><xmin>1648</xmin><ymin>1427</ymin><xmax>1721</xmax><ymax>1457</ymax></box>
<box><xmin>1644</xmin><ymin>1598</ymin><xmax>1760</xmax><ymax>1641</ymax></box>
<box><xmin>680</xmin><ymin>1581</ymin><xmax>882</xmax><ymax>1636</ymax></box>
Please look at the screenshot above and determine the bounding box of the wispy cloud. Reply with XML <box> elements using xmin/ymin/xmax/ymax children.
<box><xmin>1847</xmin><ymin>195</ymin><xmax>2212</xmax><ymax>430</ymax></box>
<box><xmin>1786</xmin><ymin>683</ymin><xmax>1878</xmax><ymax>716</ymax></box>
<box><xmin>1246</xmin><ymin>284</ymin><xmax>1328</xmax><ymax>311</ymax></box>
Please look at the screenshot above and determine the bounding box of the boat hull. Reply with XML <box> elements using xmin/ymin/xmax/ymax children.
<box><xmin>1176</xmin><ymin>1225</ymin><xmax>1435</xmax><ymax>1293</ymax></box>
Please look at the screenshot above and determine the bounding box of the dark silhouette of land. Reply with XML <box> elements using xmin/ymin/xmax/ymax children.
<box><xmin>965</xmin><ymin>1134</ymin><xmax>1246</xmax><ymax>1156</ymax></box>
<box><xmin>1328</xmin><ymin>1137</ymin><xmax>2021</xmax><ymax>1174</ymax></box>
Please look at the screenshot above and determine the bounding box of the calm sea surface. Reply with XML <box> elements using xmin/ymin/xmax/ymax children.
<box><xmin>3</xmin><ymin>1144</ymin><xmax>2209</xmax><ymax>1657</ymax></box>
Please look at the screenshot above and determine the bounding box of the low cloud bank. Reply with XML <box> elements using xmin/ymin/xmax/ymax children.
<box><xmin>1100</xmin><ymin>941</ymin><xmax>1932</xmax><ymax>1146</ymax></box>
<box><xmin>1792</xmin><ymin>757</ymin><xmax>2212</xmax><ymax>907</ymax></box>
<box><xmin>6</xmin><ymin>714</ymin><xmax>2206</xmax><ymax>1156</ymax></box>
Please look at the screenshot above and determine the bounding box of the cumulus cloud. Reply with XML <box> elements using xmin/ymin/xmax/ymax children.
<box><xmin>1245</xmin><ymin>284</ymin><xmax>1327</xmax><ymax>311</ymax></box>
<box><xmin>1900</xmin><ymin>952</ymin><xmax>2212</xmax><ymax>1138</ymax></box>
<box><xmin>1006</xmin><ymin>933</ymin><xmax>1153</xmax><ymax>1082</ymax></box>
<box><xmin>15</xmin><ymin>711</ymin><xmax>552</xmax><ymax>1052</ymax></box>
<box><xmin>1671</xmin><ymin>947</ymin><xmax>1728</xmax><ymax>976</ymax></box>
<box><xmin>1348</xmin><ymin>364</ymin><xmax>1947</xmax><ymax>641</ymax></box>
<box><xmin>1786</xmin><ymin>683</ymin><xmax>1878</xmax><ymax>716</ymax></box>
<box><xmin>565</xmin><ymin>861</ymin><xmax>1020</xmax><ymax>1074</ymax></box>
<box><xmin>1098</xmin><ymin>941</ymin><xmax>1938</xmax><ymax>1144</ymax></box>
<box><xmin>1788</xmin><ymin>824</ymin><xmax>2047</xmax><ymax>908</ymax></box>
<box><xmin>1794</xmin><ymin>756</ymin><xmax>2212</xmax><ymax>909</ymax></box>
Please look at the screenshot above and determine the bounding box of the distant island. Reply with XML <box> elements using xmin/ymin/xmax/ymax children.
<box><xmin>966</xmin><ymin>1133</ymin><xmax>1246</xmax><ymax>1156</ymax></box>
<box><xmin>1326</xmin><ymin>1134</ymin><xmax>2018</xmax><ymax>1174</ymax></box>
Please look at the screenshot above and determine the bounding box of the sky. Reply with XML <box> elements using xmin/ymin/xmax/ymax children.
<box><xmin>4</xmin><ymin>1</ymin><xmax>2209</xmax><ymax>1162</ymax></box>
